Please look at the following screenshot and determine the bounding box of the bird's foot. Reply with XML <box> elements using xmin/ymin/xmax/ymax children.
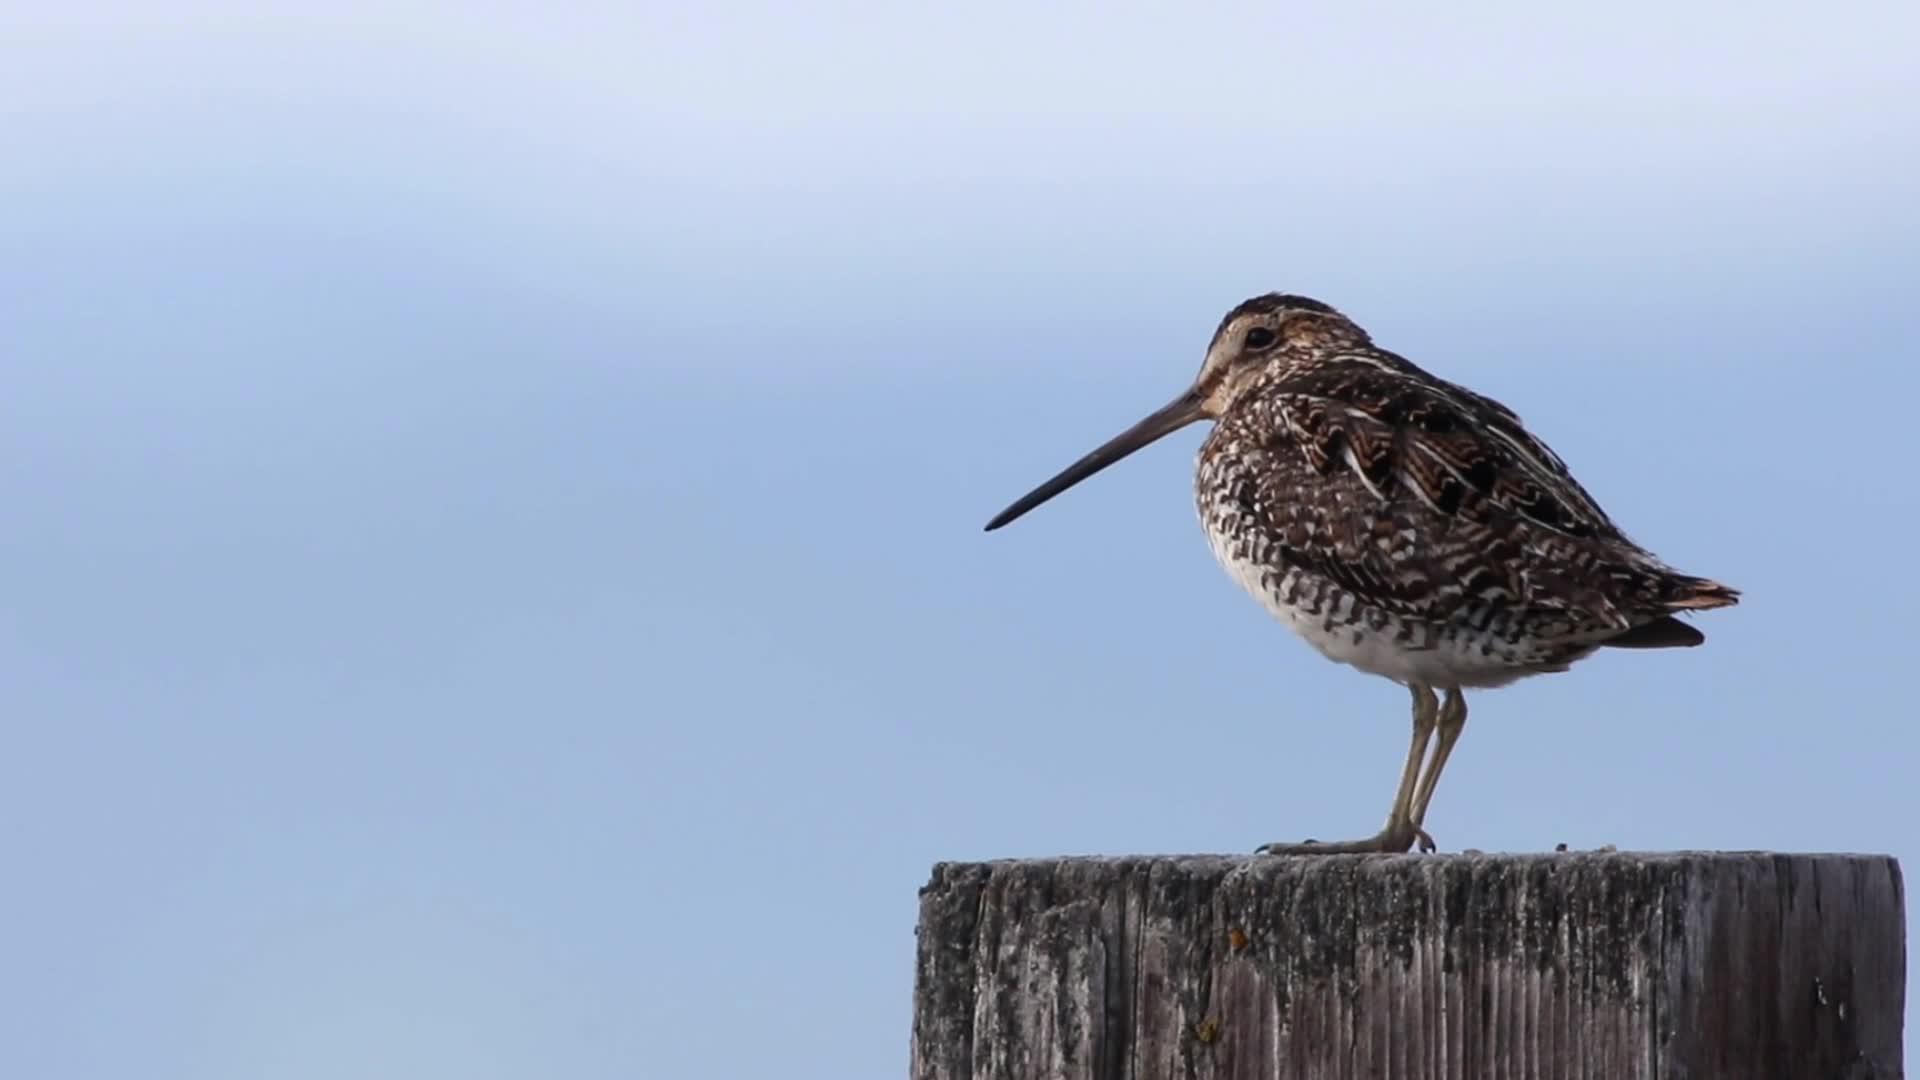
<box><xmin>1256</xmin><ymin>821</ymin><xmax>1435</xmax><ymax>856</ymax></box>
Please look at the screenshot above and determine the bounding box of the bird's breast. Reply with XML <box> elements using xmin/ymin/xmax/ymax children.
<box><xmin>1193</xmin><ymin>456</ymin><xmax>1581</xmax><ymax>690</ymax></box>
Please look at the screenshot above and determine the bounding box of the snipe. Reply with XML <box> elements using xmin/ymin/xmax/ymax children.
<box><xmin>985</xmin><ymin>294</ymin><xmax>1738</xmax><ymax>854</ymax></box>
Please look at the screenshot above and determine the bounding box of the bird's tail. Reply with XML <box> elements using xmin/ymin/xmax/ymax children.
<box><xmin>1662</xmin><ymin>574</ymin><xmax>1741</xmax><ymax>612</ymax></box>
<box><xmin>1599</xmin><ymin>573</ymin><xmax>1738</xmax><ymax>650</ymax></box>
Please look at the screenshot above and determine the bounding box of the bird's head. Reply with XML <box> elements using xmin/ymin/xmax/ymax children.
<box><xmin>1193</xmin><ymin>293</ymin><xmax>1367</xmax><ymax>413</ymax></box>
<box><xmin>984</xmin><ymin>293</ymin><xmax>1365</xmax><ymax>531</ymax></box>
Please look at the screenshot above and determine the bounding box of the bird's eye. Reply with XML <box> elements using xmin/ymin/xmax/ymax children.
<box><xmin>1244</xmin><ymin>327</ymin><xmax>1276</xmax><ymax>350</ymax></box>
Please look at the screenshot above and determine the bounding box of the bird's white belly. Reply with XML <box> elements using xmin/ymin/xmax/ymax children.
<box><xmin>1205</xmin><ymin>528</ymin><xmax>1549</xmax><ymax>690</ymax></box>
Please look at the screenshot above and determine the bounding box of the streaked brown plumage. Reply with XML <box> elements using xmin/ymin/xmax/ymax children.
<box><xmin>986</xmin><ymin>292</ymin><xmax>1738</xmax><ymax>854</ymax></box>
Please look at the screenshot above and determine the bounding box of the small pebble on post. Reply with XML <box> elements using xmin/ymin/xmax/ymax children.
<box><xmin>911</xmin><ymin>851</ymin><xmax>1904</xmax><ymax>1080</ymax></box>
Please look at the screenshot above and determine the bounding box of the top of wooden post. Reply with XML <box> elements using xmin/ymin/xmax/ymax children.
<box><xmin>912</xmin><ymin>850</ymin><xmax>1905</xmax><ymax>1080</ymax></box>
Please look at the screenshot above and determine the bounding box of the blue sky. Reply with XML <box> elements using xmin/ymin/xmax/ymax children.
<box><xmin>4</xmin><ymin>4</ymin><xmax>1917</xmax><ymax>1077</ymax></box>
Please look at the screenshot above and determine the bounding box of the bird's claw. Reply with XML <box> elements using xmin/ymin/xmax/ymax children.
<box><xmin>1259</xmin><ymin>818</ymin><xmax>1443</xmax><ymax>853</ymax></box>
<box><xmin>1254</xmin><ymin>823</ymin><xmax>1436</xmax><ymax>856</ymax></box>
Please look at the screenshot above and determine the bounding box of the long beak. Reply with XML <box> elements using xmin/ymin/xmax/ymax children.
<box><xmin>984</xmin><ymin>387</ymin><xmax>1208</xmax><ymax>531</ymax></box>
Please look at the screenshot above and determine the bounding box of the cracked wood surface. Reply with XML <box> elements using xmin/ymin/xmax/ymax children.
<box><xmin>911</xmin><ymin>852</ymin><xmax>1904</xmax><ymax>1080</ymax></box>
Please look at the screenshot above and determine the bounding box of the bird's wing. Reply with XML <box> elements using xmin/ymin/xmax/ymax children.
<box><xmin>1215</xmin><ymin>361</ymin><xmax>1667</xmax><ymax>631</ymax></box>
<box><xmin>1281</xmin><ymin>358</ymin><xmax>1623</xmax><ymax>541</ymax></box>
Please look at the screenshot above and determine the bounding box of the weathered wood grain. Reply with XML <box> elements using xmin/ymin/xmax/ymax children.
<box><xmin>911</xmin><ymin>852</ymin><xmax>1904</xmax><ymax>1080</ymax></box>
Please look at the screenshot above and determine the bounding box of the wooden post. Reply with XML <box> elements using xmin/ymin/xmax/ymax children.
<box><xmin>911</xmin><ymin>852</ymin><xmax>1904</xmax><ymax>1080</ymax></box>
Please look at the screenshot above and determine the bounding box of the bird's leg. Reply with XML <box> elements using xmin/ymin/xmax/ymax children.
<box><xmin>1408</xmin><ymin>688</ymin><xmax>1468</xmax><ymax>833</ymax></box>
<box><xmin>1386</xmin><ymin>685</ymin><xmax>1440</xmax><ymax>851</ymax></box>
<box><xmin>1256</xmin><ymin>683</ymin><xmax>1438</xmax><ymax>855</ymax></box>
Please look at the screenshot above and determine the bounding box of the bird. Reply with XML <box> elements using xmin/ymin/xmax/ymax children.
<box><xmin>983</xmin><ymin>293</ymin><xmax>1738</xmax><ymax>854</ymax></box>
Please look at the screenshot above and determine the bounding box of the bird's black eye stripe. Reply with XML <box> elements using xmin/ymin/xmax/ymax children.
<box><xmin>1245</xmin><ymin>327</ymin><xmax>1276</xmax><ymax>350</ymax></box>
